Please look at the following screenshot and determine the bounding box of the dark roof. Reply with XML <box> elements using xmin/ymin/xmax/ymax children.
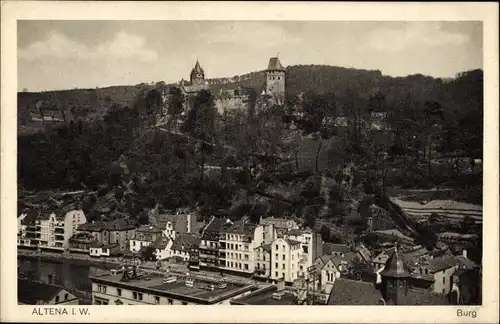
<box><xmin>324</xmin><ymin>243</ymin><xmax>351</xmax><ymax>255</ymax></box>
<box><xmin>267</xmin><ymin>57</ymin><xmax>285</xmax><ymax>71</ymax></box>
<box><xmin>285</xmin><ymin>239</ymin><xmax>302</xmax><ymax>246</ymax></box>
<box><xmin>331</xmin><ymin>251</ymin><xmax>357</xmax><ymax>265</ymax></box>
<box><xmin>454</xmin><ymin>256</ymin><xmax>478</xmax><ymax>270</ymax></box>
<box><xmin>106</xmin><ymin>218</ymin><xmax>136</xmax><ymax>231</ymax></box>
<box><xmin>191</xmin><ymin>60</ymin><xmax>204</xmax><ymax>74</ymax></box>
<box><xmin>380</xmin><ymin>247</ymin><xmax>411</xmax><ymax>278</ymax></box>
<box><xmin>156</xmin><ymin>214</ymin><xmax>178</xmax><ymax>229</ymax></box>
<box><xmin>327</xmin><ymin>278</ymin><xmax>451</xmax><ymax>305</ymax></box>
<box><xmin>202</xmin><ymin>217</ymin><xmax>229</xmax><ymax>235</ymax></box>
<box><xmin>152</xmin><ymin>235</ymin><xmax>171</xmax><ymax>250</ymax></box>
<box><xmin>171</xmin><ymin>233</ymin><xmax>201</xmax><ymax>252</ymax></box>
<box><xmin>328</xmin><ymin>279</ymin><xmax>383</xmax><ymax>305</ymax></box>
<box><xmin>427</xmin><ymin>255</ymin><xmax>460</xmax><ymax>273</ymax></box>
<box><xmin>18</xmin><ymin>279</ymin><xmax>63</xmax><ymax>304</ymax></box>
<box><xmin>221</xmin><ymin>220</ymin><xmax>257</xmax><ymax>236</ymax></box>
<box><xmin>259</xmin><ymin>244</ymin><xmax>272</xmax><ymax>252</ymax></box>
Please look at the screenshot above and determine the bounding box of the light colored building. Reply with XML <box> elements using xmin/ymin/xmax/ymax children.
<box><xmin>152</xmin><ymin>234</ymin><xmax>173</xmax><ymax>260</ymax></box>
<box><xmin>254</xmin><ymin>244</ymin><xmax>272</xmax><ymax>278</ymax></box>
<box><xmin>270</xmin><ymin>237</ymin><xmax>302</xmax><ymax>283</ymax></box>
<box><xmin>89</xmin><ymin>243</ymin><xmax>121</xmax><ymax>258</ymax></box>
<box><xmin>154</xmin><ymin>211</ymin><xmax>204</xmax><ymax>240</ymax></box>
<box><xmin>29</xmin><ymin>208</ymin><xmax>86</xmax><ymax>250</ymax></box>
<box><xmin>199</xmin><ymin>217</ymin><xmax>228</xmax><ymax>269</ymax></box>
<box><xmin>169</xmin><ymin>233</ymin><xmax>201</xmax><ymax>262</ymax></box>
<box><xmin>90</xmin><ymin>270</ymin><xmax>256</xmax><ymax>305</ymax></box>
<box><xmin>281</xmin><ymin>228</ymin><xmax>323</xmax><ymax>277</ymax></box>
<box><xmin>129</xmin><ymin>225</ymin><xmax>163</xmax><ymax>253</ymax></box>
<box><xmin>219</xmin><ymin>220</ymin><xmax>258</xmax><ymax>274</ymax></box>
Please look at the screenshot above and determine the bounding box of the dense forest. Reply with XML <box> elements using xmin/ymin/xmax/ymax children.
<box><xmin>18</xmin><ymin>66</ymin><xmax>483</xmax><ymax>231</ymax></box>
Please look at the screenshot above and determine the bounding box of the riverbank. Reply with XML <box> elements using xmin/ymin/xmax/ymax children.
<box><xmin>17</xmin><ymin>248</ymin><xmax>121</xmax><ymax>269</ymax></box>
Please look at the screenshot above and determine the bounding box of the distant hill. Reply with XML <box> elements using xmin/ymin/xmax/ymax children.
<box><xmin>18</xmin><ymin>65</ymin><xmax>482</xmax><ymax>138</ymax></box>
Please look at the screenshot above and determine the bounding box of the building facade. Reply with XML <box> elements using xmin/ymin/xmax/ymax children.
<box><xmin>265</xmin><ymin>57</ymin><xmax>286</xmax><ymax>105</ymax></box>
<box><xmin>270</xmin><ymin>238</ymin><xmax>302</xmax><ymax>283</ymax></box>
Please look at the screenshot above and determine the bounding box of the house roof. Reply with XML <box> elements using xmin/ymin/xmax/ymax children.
<box><xmin>331</xmin><ymin>252</ymin><xmax>357</xmax><ymax>266</ymax></box>
<box><xmin>152</xmin><ymin>235</ymin><xmax>171</xmax><ymax>250</ymax></box>
<box><xmin>267</xmin><ymin>57</ymin><xmax>285</xmax><ymax>71</ymax></box>
<box><xmin>324</xmin><ymin>243</ymin><xmax>351</xmax><ymax>255</ymax></box>
<box><xmin>222</xmin><ymin>220</ymin><xmax>257</xmax><ymax>236</ymax></box>
<box><xmin>285</xmin><ymin>239</ymin><xmax>302</xmax><ymax>246</ymax></box>
<box><xmin>327</xmin><ymin>279</ymin><xmax>383</xmax><ymax>305</ymax></box>
<box><xmin>327</xmin><ymin>278</ymin><xmax>451</xmax><ymax>305</ymax></box>
<box><xmin>202</xmin><ymin>217</ymin><xmax>229</xmax><ymax>236</ymax></box>
<box><xmin>171</xmin><ymin>233</ymin><xmax>201</xmax><ymax>252</ymax></box>
<box><xmin>18</xmin><ymin>279</ymin><xmax>63</xmax><ymax>304</ymax></box>
<box><xmin>427</xmin><ymin>255</ymin><xmax>460</xmax><ymax>273</ymax></box>
<box><xmin>454</xmin><ymin>256</ymin><xmax>478</xmax><ymax>270</ymax></box>
<box><xmin>156</xmin><ymin>214</ymin><xmax>178</xmax><ymax>229</ymax></box>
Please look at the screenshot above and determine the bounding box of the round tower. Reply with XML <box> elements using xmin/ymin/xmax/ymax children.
<box><xmin>380</xmin><ymin>245</ymin><xmax>411</xmax><ymax>305</ymax></box>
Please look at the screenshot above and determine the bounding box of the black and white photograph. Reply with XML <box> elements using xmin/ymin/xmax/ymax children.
<box><xmin>2</xmin><ymin>1</ymin><xmax>499</xmax><ymax>323</ymax></box>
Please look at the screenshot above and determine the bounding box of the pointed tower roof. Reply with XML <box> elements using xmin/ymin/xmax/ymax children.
<box><xmin>267</xmin><ymin>57</ymin><xmax>285</xmax><ymax>71</ymax></box>
<box><xmin>191</xmin><ymin>60</ymin><xmax>204</xmax><ymax>74</ymax></box>
<box><xmin>380</xmin><ymin>244</ymin><xmax>411</xmax><ymax>278</ymax></box>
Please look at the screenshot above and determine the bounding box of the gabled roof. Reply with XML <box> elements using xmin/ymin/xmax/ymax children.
<box><xmin>152</xmin><ymin>235</ymin><xmax>171</xmax><ymax>250</ymax></box>
<box><xmin>222</xmin><ymin>220</ymin><xmax>257</xmax><ymax>236</ymax></box>
<box><xmin>18</xmin><ymin>279</ymin><xmax>64</xmax><ymax>304</ymax></box>
<box><xmin>267</xmin><ymin>57</ymin><xmax>285</xmax><ymax>71</ymax></box>
<box><xmin>426</xmin><ymin>255</ymin><xmax>460</xmax><ymax>273</ymax></box>
<box><xmin>454</xmin><ymin>256</ymin><xmax>478</xmax><ymax>270</ymax></box>
<box><xmin>327</xmin><ymin>278</ymin><xmax>382</xmax><ymax>305</ymax></box>
<box><xmin>171</xmin><ymin>233</ymin><xmax>201</xmax><ymax>252</ymax></box>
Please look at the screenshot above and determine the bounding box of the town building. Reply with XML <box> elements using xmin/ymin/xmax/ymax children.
<box><xmin>219</xmin><ymin>220</ymin><xmax>258</xmax><ymax>274</ymax></box>
<box><xmin>24</xmin><ymin>207</ymin><xmax>86</xmax><ymax>251</ymax></box>
<box><xmin>280</xmin><ymin>228</ymin><xmax>323</xmax><ymax>276</ymax></box>
<box><xmin>152</xmin><ymin>234</ymin><xmax>174</xmax><ymax>260</ymax></box>
<box><xmin>153</xmin><ymin>210</ymin><xmax>204</xmax><ymax>240</ymax></box>
<box><xmin>18</xmin><ymin>279</ymin><xmax>79</xmax><ymax>305</ymax></box>
<box><xmin>89</xmin><ymin>243</ymin><xmax>122</xmax><ymax>258</ymax></box>
<box><xmin>129</xmin><ymin>225</ymin><xmax>163</xmax><ymax>253</ymax></box>
<box><xmin>198</xmin><ymin>217</ymin><xmax>229</xmax><ymax>270</ymax></box>
<box><xmin>68</xmin><ymin>232</ymin><xmax>98</xmax><ymax>254</ymax></box>
<box><xmin>90</xmin><ymin>269</ymin><xmax>256</xmax><ymax>305</ymax></box>
<box><xmin>327</xmin><ymin>246</ymin><xmax>451</xmax><ymax>305</ymax></box>
<box><xmin>269</xmin><ymin>237</ymin><xmax>302</xmax><ymax>283</ymax></box>
<box><xmin>76</xmin><ymin>218</ymin><xmax>137</xmax><ymax>251</ymax></box>
<box><xmin>169</xmin><ymin>233</ymin><xmax>201</xmax><ymax>262</ymax></box>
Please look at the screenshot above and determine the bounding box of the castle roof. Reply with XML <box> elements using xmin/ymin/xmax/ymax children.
<box><xmin>191</xmin><ymin>60</ymin><xmax>205</xmax><ymax>74</ymax></box>
<box><xmin>380</xmin><ymin>246</ymin><xmax>411</xmax><ymax>278</ymax></box>
<box><xmin>267</xmin><ymin>57</ymin><xmax>285</xmax><ymax>71</ymax></box>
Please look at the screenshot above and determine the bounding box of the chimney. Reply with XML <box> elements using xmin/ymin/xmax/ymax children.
<box><xmin>462</xmin><ymin>249</ymin><xmax>467</xmax><ymax>259</ymax></box>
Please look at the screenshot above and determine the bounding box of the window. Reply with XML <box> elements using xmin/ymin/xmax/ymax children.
<box><xmin>257</xmin><ymin>263</ymin><xmax>260</xmax><ymax>269</ymax></box>
<box><xmin>155</xmin><ymin>296</ymin><xmax>160</xmax><ymax>304</ymax></box>
<box><xmin>282</xmin><ymin>263</ymin><xmax>285</xmax><ymax>270</ymax></box>
<box><xmin>138</xmin><ymin>293</ymin><xmax>143</xmax><ymax>301</ymax></box>
<box><xmin>117</xmin><ymin>289</ymin><xmax>122</xmax><ymax>296</ymax></box>
<box><xmin>442</xmin><ymin>277</ymin><xmax>446</xmax><ymax>285</ymax></box>
<box><xmin>275</xmin><ymin>262</ymin><xmax>278</xmax><ymax>268</ymax></box>
<box><xmin>55</xmin><ymin>296</ymin><xmax>60</xmax><ymax>303</ymax></box>
<box><xmin>132</xmin><ymin>292</ymin><xmax>138</xmax><ymax>300</ymax></box>
<box><xmin>275</xmin><ymin>253</ymin><xmax>278</xmax><ymax>259</ymax></box>
<box><xmin>182</xmin><ymin>302</ymin><xmax>188</xmax><ymax>305</ymax></box>
<box><xmin>168</xmin><ymin>299</ymin><xmax>173</xmax><ymax>305</ymax></box>
<box><xmin>244</xmin><ymin>264</ymin><xmax>249</xmax><ymax>270</ymax></box>
<box><xmin>64</xmin><ymin>293</ymin><xmax>69</xmax><ymax>300</ymax></box>
<box><xmin>245</xmin><ymin>254</ymin><xmax>249</xmax><ymax>261</ymax></box>
<box><xmin>275</xmin><ymin>271</ymin><xmax>278</xmax><ymax>277</ymax></box>
<box><xmin>275</xmin><ymin>245</ymin><xmax>278</xmax><ymax>250</ymax></box>
<box><xmin>282</xmin><ymin>255</ymin><xmax>286</xmax><ymax>261</ymax></box>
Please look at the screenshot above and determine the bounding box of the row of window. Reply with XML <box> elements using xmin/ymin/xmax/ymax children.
<box><xmin>222</xmin><ymin>243</ymin><xmax>249</xmax><ymax>251</ymax></box>
<box><xmin>54</xmin><ymin>293</ymin><xmax>71</xmax><ymax>303</ymax></box>
<box><xmin>225</xmin><ymin>252</ymin><xmax>250</xmax><ymax>261</ymax></box>
<box><xmin>269</xmin><ymin>76</ymin><xmax>282</xmax><ymax>81</ymax></box>
<box><xmin>224</xmin><ymin>261</ymin><xmax>250</xmax><ymax>271</ymax></box>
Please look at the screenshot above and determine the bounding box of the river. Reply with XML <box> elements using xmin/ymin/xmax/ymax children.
<box><xmin>17</xmin><ymin>255</ymin><xmax>109</xmax><ymax>304</ymax></box>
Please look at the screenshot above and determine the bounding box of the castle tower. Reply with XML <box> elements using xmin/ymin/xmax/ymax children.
<box><xmin>265</xmin><ymin>56</ymin><xmax>286</xmax><ymax>105</ymax></box>
<box><xmin>190</xmin><ymin>60</ymin><xmax>205</xmax><ymax>86</ymax></box>
<box><xmin>380</xmin><ymin>245</ymin><xmax>411</xmax><ymax>305</ymax></box>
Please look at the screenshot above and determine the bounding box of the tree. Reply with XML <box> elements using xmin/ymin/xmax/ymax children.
<box><xmin>182</xmin><ymin>90</ymin><xmax>217</xmax><ymax>183</ymax></box>
<box><xmin>167</xmin><ymin>86</ymin><xmax>185</xmax><ymax>128</ymax></box>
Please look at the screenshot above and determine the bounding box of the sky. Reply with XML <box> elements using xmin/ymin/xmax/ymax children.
<box><xmin>17</xmin><ymin>21</ymin><xmax>483</xmax><ymax>92</ymax></box>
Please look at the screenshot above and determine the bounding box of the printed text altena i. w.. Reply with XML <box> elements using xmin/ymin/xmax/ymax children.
<box><xmin>32</xmin><ymin>307</ymin><xmax>90</xmax><ymax>316</ymax></box>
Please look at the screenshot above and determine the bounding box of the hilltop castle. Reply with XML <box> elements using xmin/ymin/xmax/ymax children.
<box><xmin>173</xmin><ymin>56</ymin><xmax>286</xmax><ymax>115</ymax></box>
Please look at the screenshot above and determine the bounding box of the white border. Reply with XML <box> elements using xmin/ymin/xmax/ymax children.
<box><xmin>1</xmin><ymin>1</ymin><xmax>498</xmax><ymax>323</ymax></box>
